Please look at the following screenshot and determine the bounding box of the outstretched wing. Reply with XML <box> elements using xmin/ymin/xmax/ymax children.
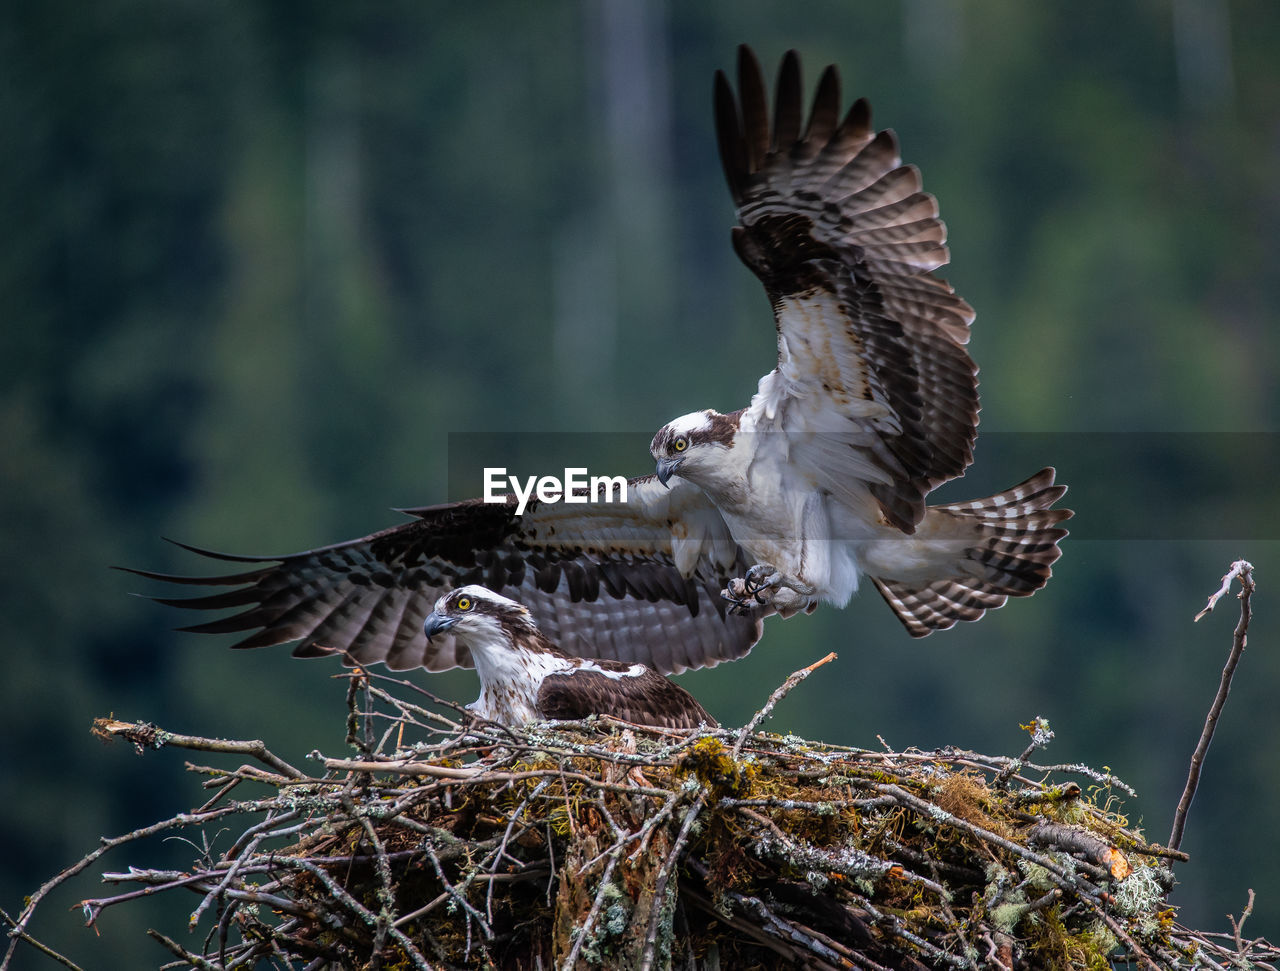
<box><xmin>125</xmin><ymin>476</ymin><xmax>768</xmax><ymax>675</ymax></box>
<box><xmin>718</xmin><ymin>46</ymin><xmax>979</xmax><ymax>533</ymax></box>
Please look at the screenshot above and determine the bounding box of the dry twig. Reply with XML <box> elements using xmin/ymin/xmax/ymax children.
<box><xmin>732</xmin><ymin>651</ymin><xmax>836</xmax><ymax>758</ymax></box>
<box><xmin>1170</xmin><ymin>559</ymin><xmax>1255</xmax><ymax>851</ymax></box>
<box><xmin>6</xmin><ymin>660</ymin><xmax>1277</xmax><ymax>970</ymax></box>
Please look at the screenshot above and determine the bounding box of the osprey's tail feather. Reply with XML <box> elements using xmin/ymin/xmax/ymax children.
<box><xmin>870</xmin><ymin>468</ymin><xmax>1071</xmax><ymax>638</ymax></box>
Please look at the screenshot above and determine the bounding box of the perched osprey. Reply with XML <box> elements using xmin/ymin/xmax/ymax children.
<box><xmin>423</xmin><ymin>586</ymin><xmax>715</xmax><ymax>730</ymax></box>
<box><xmin>649</xmin><ymin>47</ymin><xmax>1070</xmax><ymax>631</ymax></box>
<box><xmin>129</xmin><ymin>46</ymin><xmax>1068</xmax><ymax>678</ymax></box>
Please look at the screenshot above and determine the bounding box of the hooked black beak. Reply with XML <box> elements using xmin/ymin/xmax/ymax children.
<box><xmin>423</xmin><ymin>612</ymin><xmax>459</xmax><ymax>641</ymax></box>
<box><xmin>655</xmin><ymin>457</ymin><xmax>682</xmax><ymax>487</ymax></box>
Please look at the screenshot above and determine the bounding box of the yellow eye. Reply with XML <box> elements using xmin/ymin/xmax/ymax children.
<box><xmin>456</xmin><ymin>597</ymin><xmax>472</xmax><ymax>611</ymax></box>
<box><xmin>673</xmin><ymin>437</ymin><xmax>688</xmax><ymax>453</ymax></box>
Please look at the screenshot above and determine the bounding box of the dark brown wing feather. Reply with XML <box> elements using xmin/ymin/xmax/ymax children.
<box><xmin>123</xmin><ymin>478</ymin><xmax>768</xmax><ymax>675</ymax></box>
<box><xmin>718</xmin><ymin>46</ymin><xmax>979</xmax><ymax>532</ymax></box>
<box><xmin>536</xmin><ymin>666</ymin><xmax>716</xmax><ymax>730</ymax></box>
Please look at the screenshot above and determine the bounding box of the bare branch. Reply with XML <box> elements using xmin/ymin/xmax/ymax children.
<box><xmin>1229</xmin><ymin>889</ymin><xmax>1255</xmax><ymax>953</ymax></box>
<box><xmin>93</xmin><ymin>717</ymin><xmax>306</xmax><ymax>779</ymax></box>
<box><xmin>0</xmin><ymin>908</ymin><xmax>85</xmax><ymax>971</ymax></box>
<box><xmin>733</xmin><ymin>651</ymin><xmax>837</xmax><ymax>757</ymax></box>
<box><xmin>1170</xmin><ymin>559</ymin><xmax>1255</xmax><ymax>851</ymax></box>
<box><xmin>993</xmin><ymin>716</ymin><xmax>1054</xmax><ymax>788</ymax></box>
<box><xmin>1194</xmin><ymin>559</ymin><xmax>1254</xmax><ymax>622</ymax></box>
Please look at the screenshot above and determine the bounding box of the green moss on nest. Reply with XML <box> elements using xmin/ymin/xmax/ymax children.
<box><xmin>677</xmin><ymin>736</ymin><xmax>756</xmax><ymax>797</ymax></box>
<box><xmin>67</xmin><ymin>691</ymin><xmax>1271</xmax><ymax>970</ymax></box>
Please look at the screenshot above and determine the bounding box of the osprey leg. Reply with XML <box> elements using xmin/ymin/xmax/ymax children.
<box><xmin>722</xmin><ymin>563</ymin><xmax>816</xmax><ymax>613</ymax></box>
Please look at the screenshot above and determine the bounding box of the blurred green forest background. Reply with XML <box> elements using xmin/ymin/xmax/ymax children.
<box><xmin>4</xmin><ymin>0</ymin><xmax>1279</xmax><ymax>965</ymax></box>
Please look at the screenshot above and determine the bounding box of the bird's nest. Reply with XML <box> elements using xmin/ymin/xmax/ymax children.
<box><xmin>7</xmin><ymin>658</ymin><xmax>1275</xmax><ymax>971</ymax></box>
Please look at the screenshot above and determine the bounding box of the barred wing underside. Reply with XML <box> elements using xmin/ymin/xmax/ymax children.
<box><xmin>127</xmin><ymin>477</ymin><xmax>768</xmax><ymax>676</ymax></box>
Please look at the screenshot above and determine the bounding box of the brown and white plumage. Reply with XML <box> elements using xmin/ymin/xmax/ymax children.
<box><xmin>130</xmin><ymin>46</ymin><xmax>1068</xmax><ymax>679</ymax></box>
<box><xmin>423</xmin><ymin>586</ymin><xmax>715</xmax><ymax>730</ymax></box>
<box><xmin>127</xmin><ymin>477</ymin><xmax>768</xmax><ymax>675</ymax></box>
<box><xmin>649</xmin><ymin>47</ymin><xmax>1070</xmax><ymax>633</ymax></box>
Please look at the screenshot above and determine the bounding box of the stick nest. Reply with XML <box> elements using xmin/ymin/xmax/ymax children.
<box><xmin>11</xmin><ymin>667</ymin><xmax>1277</xmax><ymax>971</ymax></box>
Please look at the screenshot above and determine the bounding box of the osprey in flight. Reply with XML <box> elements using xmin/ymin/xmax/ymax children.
<box><xmin>649</xmin><ymin>47</ymin><xmax>1071</xmax><ymax>630</ymax></box>
<box><xmin>131</xmin><ymin>46</ymin><xmax>1068</xmax><ymax>675</ymax></box>
<box><xmin>424</xmin><ymin>586</ymin><xmax>715</xmax><ymax>729</ymax></box>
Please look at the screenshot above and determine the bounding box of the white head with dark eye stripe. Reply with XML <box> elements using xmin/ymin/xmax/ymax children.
<box><xmin>419</xmin><ymin>584</ymin><xmax>715</xmax><ymax>730</ymax></box>
<box><xmin>423</xmin><ymin>585</ymin><xmax>544</xmax><ymax>648</ymax></box>
<box><xmin>650</xmin><ymin>409</ymin><xmax>741</xmax><ymax>488</ymax></box>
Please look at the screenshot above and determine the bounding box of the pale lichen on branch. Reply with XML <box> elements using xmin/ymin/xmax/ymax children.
<box><xmin>4</xmin><ymin>571</ymin><xmax>1275</xmax><ymax>970</ymax></box>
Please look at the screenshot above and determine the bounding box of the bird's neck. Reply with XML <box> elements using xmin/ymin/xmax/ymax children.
<box><xmin>685</xmin><ymin>434</ymin><xmax>756</xmax><ymax>510</ymax></box>
<box><xmin>465</xmin><ymin>627</ymin><xmax>568</xmax><ymax>726</ymax></box>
